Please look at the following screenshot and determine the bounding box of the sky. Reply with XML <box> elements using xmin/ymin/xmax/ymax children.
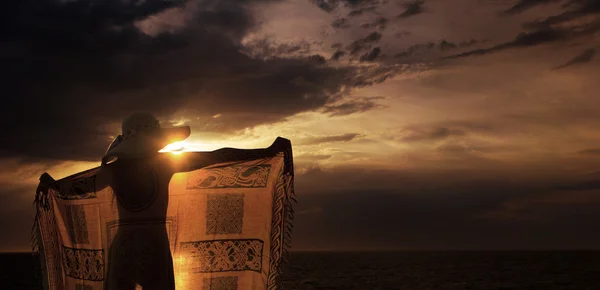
<box><xmin>1</xmin><ymin>0</ymin><xmax>600</xmax><ymax>252</ymax></box>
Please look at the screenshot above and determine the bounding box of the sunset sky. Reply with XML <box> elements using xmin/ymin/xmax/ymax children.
<box><xmin>2</xmin><ymin>0</ymin><xmax>600</xmax><ymax>252</ymax></box>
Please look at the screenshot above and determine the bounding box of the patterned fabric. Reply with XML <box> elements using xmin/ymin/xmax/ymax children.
<box><xmin>62</xmin><ymin>246</ymin><xmax>105</xmax><ymax>281</ymax></box>
<box><xmin>206</xmin><ymin>193</ymin><xmax>245</xmax><ymax>235</ymax></box>
<box><xmin>186</xmin><ymin>165</ymin><xmax>271</xmax><ymax>189</ymax></box>
<box><xmin>32</xmin><ymin>138</ymin><xmax>295</xmax><ymax>290</ymax></box>
<box><xmin>179</xmin><ymin>239</ymin><xmax>264</xmax><ymax>273</ymax></box>
<box><xmin>54</xmin><ymin>175</ymin><xmax>97</xmax><ymax>200</ymax></box>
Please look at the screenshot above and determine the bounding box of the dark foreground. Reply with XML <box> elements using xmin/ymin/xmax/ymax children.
<box><xmin>2</xmin><ymin>251</ymin><xmax>600</xmax><ymax>290</ymax></box>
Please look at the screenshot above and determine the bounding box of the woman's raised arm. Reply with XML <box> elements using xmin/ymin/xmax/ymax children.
<box><xmin>173</xmin><ymin>137</ymin><xmax>290</xmax><ymax>172</ymax></box>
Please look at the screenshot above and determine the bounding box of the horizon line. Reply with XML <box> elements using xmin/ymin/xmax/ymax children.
<box><xmin>4</xmin><ymin>248</ymin><xmax>600</xmax><ymax>254</ymax></box>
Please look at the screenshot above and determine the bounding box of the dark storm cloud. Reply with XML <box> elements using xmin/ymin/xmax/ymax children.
<box><xmin>556</xmin><ymin>179</ymin><xmax>600</xmax><ymax>191</ymax></box>
<box><xmin>313</xmin><ymin>0</ymin><xmax>385</xmax><ymax>32</ymax></box>
<box><xmin>524</xmin><ymin>0</ymin><xmax>600</xmax><ymax>28</ymax></box>
<box><xmin>331</xmin><ymin>50</ymin><xmax>346</xmax><ymax>60</ymax></box>
<box><xmin>439</xmin><ymin>40</ymin><xmax>459</xmax><ymax>51</ymax></box>
<box><xmin>553</xmin><ymin>48</ymin><xmax>596</xmax><ymax>69</ymax></box>
<box><xmin>297</xmin><ymin>133</ymin><xmax>363</xmax><ymax>146</ymax></box>
<box><xmin>321</xmin><ymin>96</ymin><xmax>386</xmax><ymax>116</ymax></box>
<box><xmin>311</xmin><ymin>0</ymin><xmax>382</xmax><ymax>13</ymax></box>
<box><xmin>347</xmin><ymin>31</ymin><xmax>382</xmax><ymax>56</ymax></box>
<box><xmin>241</xmin><ymin>38</ymin><xmax>314</xmax><ymax>58</ymax></box>
<box><xmin>359</xmin><ymin>47</ymin><xmax>382</xmax><ymax>62</ymax></box>
<box><xmin>348</xmin><ymin>6</ymin><xmax>377</xmax><ymax>16</ymax></box>
<box><xmin>360</xmin><ymin>17</ymin><xmax>388</xmax><ymax>30</ymax></box>
<box><xmin>394</xmin><ymin>42</ymin><xmax>436</xmax><ymax>59</ymax></box>
<box><xmin>578</xmin><ymin>148</ymin><xmax>600</xmax><ymax>155</ymax></box>
<box><xmin>444</xmin><ymin>27</ymin><xmax>572</xmax><ymax>59</ymax></box>
<box><xmin>444</xmin><ymin>0</ymin><xmax>600</xmax><ymax>60</ymax></box>
<box><xmin>501</xmin><ymin>0</ymin><xmax>562</xmax><ymax>15</ymax></box>
<box><xmin>292</xmin><ymin>167</ymin><xmax>600</xmax><ymax>250</ymax></box>
<box><xmin>311</xmin><ymin>0</ymin><xmax>341</xmax><ymax>12</ymax></box>
<box><xmin>394</xmin><ymin>30</ymin><xmax>412</xmax><ymax>38</ymax></box>
<box><xmin>0</xmin><ymin>186</ymin><xmax>36</xmax><ymax>252</ymax></box>
<box><xmin>295</xmin><ymin>154</ymin><xmax>333</xmax><ymax>162</ymax></box>
<box><xmin>398</xmin><ymin>0</ymin><xmax>425</xmax><ymax>19</ymax></box>
<box><xmin>331</xmin><ymin>17</ymin><xmax>350</xmax><ymax>29</ymax></box>
<box><xmin>0</xmin><ymin>0</ymin><xmax>398</xmax><ymax>162</ymax></box>
<box><xmin>400</xmin><ymin>127</ymin><xmax>466</xmax><ymax>143</ymax></box>
<box><xmin>394</xmin><ymin>39</ymin><xmax>481</xmax><ymax>60</ymax></box>
<box><xmin>295</xmin><ymin>166</ymin><xmax>519</xmax><ymax>194</ymax></box>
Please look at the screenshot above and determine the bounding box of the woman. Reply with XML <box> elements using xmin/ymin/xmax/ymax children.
<box><xmin>103</xmin><ymin>112</ymin><xmax>285</xmax><ymax>290</ymax></box>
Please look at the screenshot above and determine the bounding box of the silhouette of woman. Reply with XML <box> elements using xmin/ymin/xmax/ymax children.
<box><xmin>102</xmin><ymin>112</ymin><xmax>286</xmax><ymax>290</ymax></box>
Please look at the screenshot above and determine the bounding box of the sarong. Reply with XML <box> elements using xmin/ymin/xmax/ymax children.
<box><xmin>31</xmin><ymin>138</ymin><xmax>295</xmax><ymax>290</ymax></box>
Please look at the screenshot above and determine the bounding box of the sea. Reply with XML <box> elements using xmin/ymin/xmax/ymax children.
<box><xmin>2</xmin><ymin>251</ymin><xmax>600</xmax><ymax>290</ymax></box>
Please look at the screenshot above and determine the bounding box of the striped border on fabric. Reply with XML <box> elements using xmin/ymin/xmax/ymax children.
<box><xmin>266</xmin><ymin>144</ymin><xmax>296</xmax><ymax>290</ymax></box>
<box><xmin>34</xmin><ymin>195</ymin><xmax>65</xmax><ymax>289</ymax></box>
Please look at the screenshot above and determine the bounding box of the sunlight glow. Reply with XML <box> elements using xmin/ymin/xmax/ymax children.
<box><xmin>159</xmin><ymin>142</ymin><xmax>185</xmax><ymax>155</ymax></box>
<box><xmin>174</xmin><ymin>253</ymin><xmax>191</xmax><ymax>290</ymax></box>
<box><xmin>160</xmin><ymin>139</ymin><xmax>261</xmax><ymax>153</ymax></box>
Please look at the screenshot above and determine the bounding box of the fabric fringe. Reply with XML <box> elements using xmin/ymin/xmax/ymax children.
<box><xmin>266</xmin><ymin>139</ymin><xmax>297</xmax><ymax>290</ymax></box>
<box><xmin>31</xmin><ymin>172</ymin><xmax>57</xmax><ymax>289</ymax></box>
<box><xmin>277</xmin><ymin>143</ymin><xmax>297</xmax><ymax>290</ymax></box>
<box><xmin>31</xmin><ymin>187</ymin><xmax>43</xmax><ymax>285</ymax></box>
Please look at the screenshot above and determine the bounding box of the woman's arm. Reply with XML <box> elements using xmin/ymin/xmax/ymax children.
<box><xmin>174</xmin><ymin>137</ymin><xmax>290</xmax><ymax>172</ymax></box>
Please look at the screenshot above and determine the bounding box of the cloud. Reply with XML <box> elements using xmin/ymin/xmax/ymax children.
<box><xmin>0</xmin><ymin>0</ymin><xmax>402</xmax><ymax>162</ymax></box>
<box><xmin>435</xmin><ymin>142</ymin><xmax>512</xmax><ymax>155</ymax></box>
<box><xmin>297</xmin><ymin>206</ymin><xmax>324</xmax><ymax>215</ymax></box>
<box><xmin>0</xmin><ymin>157</ymin><xmax>98</xmax><ymax>252</ymax></box>
<box><xmin>480</xmin><ymin>189</ymin><xmax>600</xmax><ymax>223</ymax></box>
<box><xmin>524</xmin><ymin>0</ymin><xmax>600</xmax><ymax>28</ymax></box>
<box><xmin>310</xmin><ymin>0</ymin><xmax>341</xmax><ymax>12</ymax></box>
<box><xmin>360</xmin><ymin>17</ymin><xmax>388</xmax><ymax>30</ymax></box>
<box><xmin>438</xmin><ymin>40</ymin><xmax>458</xmax><ymax>51</ymax></box>
<box><xmin>0</xmin><ymin>185</ymin><xmax>37</xmax><ymax>252</ymax></box>
<box><xmin>399</xmin><ymin>127</ymin><xmax>466</xmax><ymax>143</ymax></box>
<box><xmin>291</xmin><ymin>166</ymin><xmax>600</xmax><ymax>250</ymax></box>
<box><xmin>398</xmin><ymin>0</ymin><xmax>425</xmax><ymax>19</ymax></box>
<box><xmin>240</xmin><ymin>38</ymin><xmax>315</xmax><ymax>59</ymax></box>
<box><xmin>295</xmin><ymin>153</ymin><xmax>333</xmax><ymax>161</ymax></box>
<box><xmin>577</xmin><ymin>148</ymin><xmax>600</xmax><ymax>155</ymax></box>
<box><xmin>347</xmin><ymin>31</ymin><xmax>383</xmax><ymax>56</ymax></box>
<box><xmin>297</xmin><ymin>133</ymin><xmax>364</xmax><ymax>146</ymax></box>
<box><xmin>348</xmin><ymin>6</ymin><xmax>377</xmax><ymax>17</ymax></box>
<box><xmin>394</xmin><ymin>39</ymin><xmax>482</xmax><ymax>60</ymax></box>
<box><xmin>331</xmin><ymin>50</ymin><xmax>346</xmax><ymax>60</ymax></box>
<box><xmin>444</xmin><ymin>27</ymin><xmax>572</xmax><ymax>59</ymax></box>
<box><xmin>553</xmin><ymin>48</ymin><xmax>596</xmax><ymax>69</ymax></box>
<box><xmin>442</xmin><ymin>0</ymin><xmax>600</xmax><ymax>60</ymax></box>
<box><xmin>321</xmin><ymin>96</ymin><xmax>386</xmax><ymax>116</ymax></box>
<box><xmin>501</xmin><ymin>0</ymin><xmax>562</xmax><ymax>15</ymax></box>
<box><xmin>359</xmin><ymin>47</ymin><xmax>382</xmax><ymax>62</ymax></box>
<box><xmin>310</xmin><ymin>0</ymin><xmax>382</xmax><ymax>13</ymax></box>
<box><xmin>555</xmin><ymin>178</ymin><xmax>600</xmax><ymax>191</ymax></box>
<box><xmin>331</xmin><ymin>17</ymin><xmax>350</xmax><ymax>29</ymax></box>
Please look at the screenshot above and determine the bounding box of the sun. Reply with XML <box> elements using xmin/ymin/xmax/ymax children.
<box><xmin>159</xmin><ymin>139</ymin><xmax>237</xmax><ymax>154</ymax></box>
<box><xmin>159</xmin><ymin>141</ymin><xmax>186</xmax><ymax>155</ymax></box>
